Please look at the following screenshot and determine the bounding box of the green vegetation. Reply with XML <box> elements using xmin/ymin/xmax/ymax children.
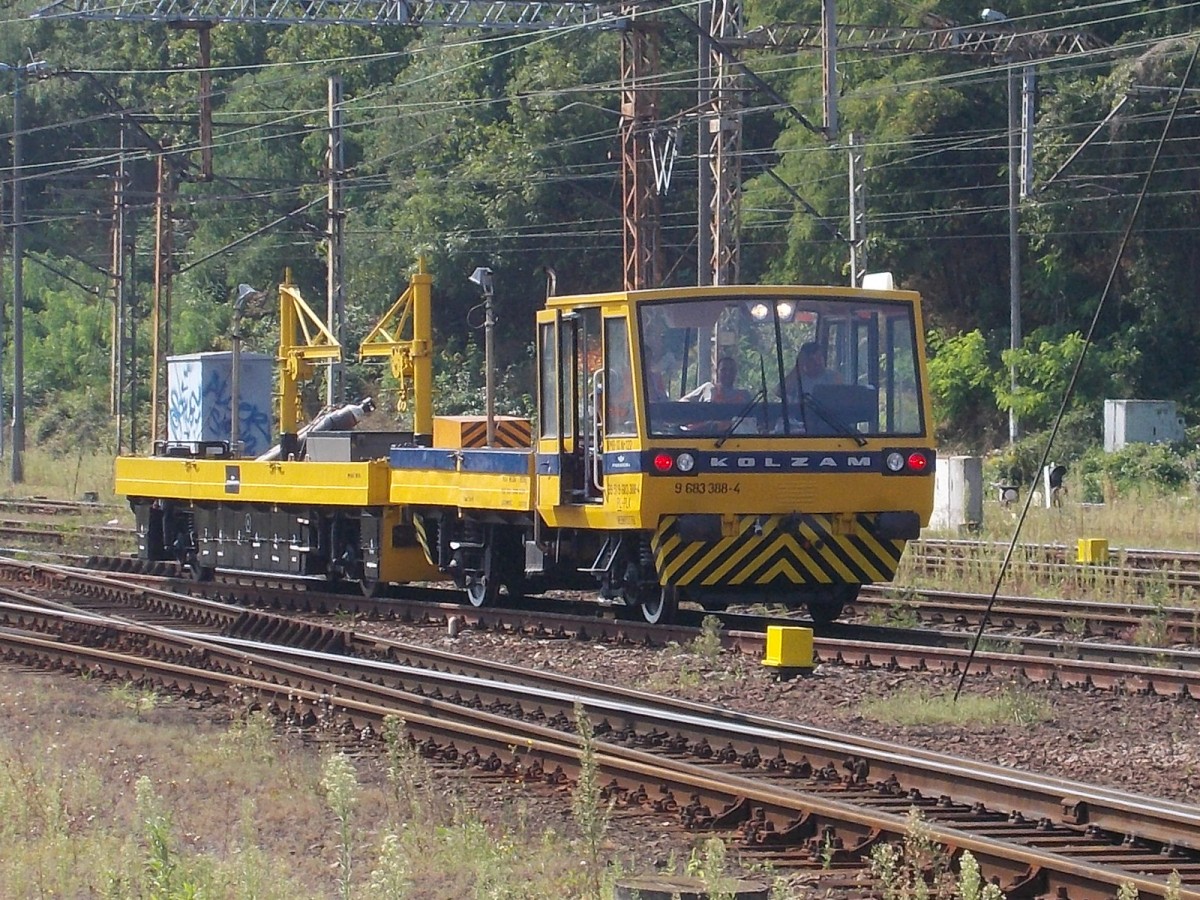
<box><xmin>860</xmin><ymin>684</ymin><xmax>1052</xmax><ymax>727</ymax></box>
<box><xmin>0</xmin><ymin>3</ymin><xmax>1194</xmax><ymax>454</ymax></box>
<box><xmin>870</xmin><ymin>811</ymin><xmax>1187</xmax><ymax>900</ymax></box>
<box><xmin>866</xmin><ymin>598</ymin><xmax>921</xmax><ymax>629</ymax></box>
<box><xmin>690</xmin><ymin>614</ymin><xmax>726</xmax><ymax>664</ymax></box>
<box><xmin>572</xmin><ymin>705</ymin><xmax>614</xmax><ymax>900</ymax></box>
<box><xmin>5</xmin><ymin>667</ymin><xmax>809</xmax><ymax>898</ymax></box>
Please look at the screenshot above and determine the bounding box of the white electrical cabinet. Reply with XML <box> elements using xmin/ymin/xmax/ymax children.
<box><xmin>1103</xmin><ymin>400</ymin><xmax>1186</xmax><ymax>452</ymax></box>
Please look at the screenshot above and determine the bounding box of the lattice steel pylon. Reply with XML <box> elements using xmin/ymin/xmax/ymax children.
<box><xmin>35</xmin><ymin>0</ymin><xmax>664</xmax><ymax>286</ymax></box>
<box><xmin>705</xmin><ymin>0</ymin><xmax>742</xmax><ymax>287</ymax></box>
<box><xmin>619</xmin><ymin>11</ymin><xmax>663</xmax><ymax>290</ymax></box>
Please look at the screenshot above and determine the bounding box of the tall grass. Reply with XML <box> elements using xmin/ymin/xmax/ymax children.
<box><xmin>3</xmin><ymin>446</ymin><xmax>120</xmax><ymax>504</ymax></box>
<box><xmin>0</xmin><ymin>669</ymin><xmax>647</xmax><ymax>898</ymax></box>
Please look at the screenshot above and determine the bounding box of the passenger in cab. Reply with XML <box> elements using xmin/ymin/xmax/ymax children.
<box><xmin>680</xmin><ymin>356</ymin><xmax>757</xmax><ymax>433</ymax></box>
<box><xmin>643</xmin><ymin>332</ymin><xmax>670</xmax><ymax>402</ymax></box>
<box><xmin>682</xmin><ymin>356</ymin><xmax>752</xmax><ymax>405</ymax></box>
<box><xmin>783</xmin><ymin>341</ymin><xmax>839</xmax><ymax>402</ymax></box>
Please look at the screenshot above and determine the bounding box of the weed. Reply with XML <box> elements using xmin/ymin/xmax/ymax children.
<box><xmin>571</xmin><ymin>704</ymin><xmax>613</xmax><ymax>900</ymax></box>
<box><xmin>216</xmin><ymin>709</ymin><xmax>277</xmax><ymax>765</ymax></box>
<box><xmin>819</xmin><ymin>829</ymin><xmax>837</xmax><ymax>869</ymax></box>
<box><xmin>136</xmin><ymin>775</ymin><xmax>199</xmax><ymax>899</ymax></box>
<box><xmin>885</xmin><ymin>600</ymin><xmax>921</xmax><ymax>629</ymax></box>
<box><xmin>367</xmin><ymin>831</ymin><xmax>411</xmax><ymax>898</ymax></box>
<box><xmin>382</xmin><ymin>714</ymin><xmax>440</xmax><ymax>823</ymax></box>
<box><xmin>686</xmin><ymin>836</ymin><xmax>741</xmax><ymax>900</ymax></box>
<box><xmin>867</xmin><ymin>809</ymin><xmax>956</xmax><ymax>900</ymax></box>
<box><xmin>690</xmin><ymin>615</ymin><xmax>725</xmax><ymax>663</ymax></box>
<box><xmin>999</xmin><ymin>686</ymin><xmax>1052</xmax><ymax>727</ymax></box>
<box><xmin>1057</xmin><ymin>616</ymin><xmax>1088</xmax><ymax>658</ymax></box>
<box><xmin>321</xmin><ymin>751</ymin><xmax>360</xmax><ymax>900</ymax></box>
<box><xmin>958</xmin><ymin>850</ymin><xmax>1005</xmax><ymax>900</ymax></box>
<box><xmin>975</xmin><ymin>637</ymin><xmax>1023</xmax><ymax>655</ymax></box>
<box><xmin>644</xmin><ymin>662</ymin><xmax>702</xmax><ymax>693</ymax></box>
<box><xmin>861</xmin><ymin>685</ymin><xmax>1050</xmax><ymax>727</ymax></box>
<box><xmin>109</xmin><ymin>682</ymin><xmax>161</xmax><ymax>718</ymax></box>
<box><xmin>1133</xmin><ymin>586</ymin><xmax>1171</xmax><ymax>649</ymax></box>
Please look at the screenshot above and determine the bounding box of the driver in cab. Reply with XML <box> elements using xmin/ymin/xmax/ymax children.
<box><xmin>680</xmin><ymin>356</ymin><xmax>756</xmax><ymax>433</ymax></box>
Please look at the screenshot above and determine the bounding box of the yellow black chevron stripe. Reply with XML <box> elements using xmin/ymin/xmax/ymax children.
<box><xmin>459</xmin><ymin>418</ymin><xmax>532</xmax><ymax>448</ymax></box>
<box><xmin>650</xmin><ymin>513</ymin><xmax>904</xmax><ymax>587</ymax></box>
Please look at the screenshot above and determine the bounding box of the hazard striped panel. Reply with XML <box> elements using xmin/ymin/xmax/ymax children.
<box><xmin>460</xmin><ymin>418</ymin><xmax>531</xmax><ymax>448</ymax></box>
<box><xmin>434</xmin><ymin>415</ymin><xmax>532</xmax><ymax>449</ymax></box>
<box><xmin>650</xmin><ymin>514</ymin><xmax>904</xmax><ymax>587</ymax></box>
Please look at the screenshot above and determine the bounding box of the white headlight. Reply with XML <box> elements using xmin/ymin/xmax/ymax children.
<box><xmin>676</xmin><ymin>452</ymin><xmax>696</xmax><ymax>473</ymax></box>
<box><xmin>749</xmin><ymin>302</ymin><xmax>770</xmax><ymax>321</ymax></box>
<box><xmin>775</xmin><ymin>301</ymin><xmax>795</xmax><ymax>320</ymax></box>
<box><xmin>885</xmin><ymin>452</ymin><xmax>905</xmax><ymax>472</ymax></box>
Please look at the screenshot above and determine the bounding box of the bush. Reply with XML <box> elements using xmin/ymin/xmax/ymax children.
<box><xmin>1073</xmin><ymin>442</ymin><xmax>1200</xmax><ymax>502</ymax></box>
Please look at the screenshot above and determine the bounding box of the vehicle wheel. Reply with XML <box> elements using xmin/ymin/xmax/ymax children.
<box><xmin>463</xmin><ymin>532</ymin><xmax>500</xmax><ymax>608</ymax></box>
<box><xmin>465</xmin><ymin>571</ymin><xmax>498</xmax><ymax>607</ymax></box>
<box><xmin>639</xmin><ymin>585</ymin><xmax>679</xmax><ymax>625</ymax></box>
<box><xmin>806</xmin><ymin>584</ymin><xmax>859</xmax><ymax>625</ymax></box>
<box><xmin>190</xmin><ymin>563</ymin><xmax>215</xmax><ymax>583</ymax></box>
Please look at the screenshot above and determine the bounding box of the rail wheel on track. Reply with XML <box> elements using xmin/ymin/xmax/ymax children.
<box><xmin>806</xmin><ymin>584</ymin><xmax>859</xmax><ymax>625</ymax></box>
<box><xmin>463</xmin><ymin>525</ymin><xmax>500</xmax><ymax>608</ymax></box>
<box><xmin>637</xmin><ymin>585</ymin><xmax>679</xmax><ymax>625</ymax></box>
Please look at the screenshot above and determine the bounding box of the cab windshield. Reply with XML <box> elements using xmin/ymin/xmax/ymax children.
<box><xmin>638</xmin><ymin>294</ymin><xmax>924</xmax><ymax>438</ymax></box>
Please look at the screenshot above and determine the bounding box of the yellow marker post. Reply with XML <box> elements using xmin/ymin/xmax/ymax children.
<box><xmin>761</xmin><ymin>625</ymin><xmax>814</xmax><ymax>679</ymax></box>
<box><xmin>1076</xmin><ymin>538</ymin><xmax>1109</xmax><ymax>565</ymax></box>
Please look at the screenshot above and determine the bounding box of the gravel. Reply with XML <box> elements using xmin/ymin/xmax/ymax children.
<box><xmin>366</xmin><ymin>619</ymin><xmax>1200</xmax><ymax>806</ymax></box>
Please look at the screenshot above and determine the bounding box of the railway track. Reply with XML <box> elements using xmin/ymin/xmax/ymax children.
<box><xmin>20</xmin><ymin>555</ymin><xmax>1200</xmax><ymax>699</ymax></box>
<box><xmin>3</xmin><ymin>498</ymin><xmax>1198</xmax><ymax>644</ymax></box>
<box><xmin>907</xmin><ymin>538</ymin><xmax>1200</xmax><ymax>597</ymax></box>
<box><xmin>915</xmin><ymin>538</ymin><xmax>1200</xmax><ymax>574</ymax></box>
<box><xmin>852</xmin><ymin>585</ymin><xmax>1200</xmax><ymax>644</ymax></box>
<box><xmin>1</xmin><ymin>563</ymin><xmax>1199</xmax><ymax>899</ymax></box>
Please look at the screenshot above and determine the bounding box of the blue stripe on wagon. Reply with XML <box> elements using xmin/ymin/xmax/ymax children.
<box><xmin>389</xmin><ymin>448</ymin><xmax>459</xmax><ymax>471</ymax></box>
<box><xmin>458</xmin><ymin>450</ymin><xmax>532</xmax><ymax>474</ymax></box>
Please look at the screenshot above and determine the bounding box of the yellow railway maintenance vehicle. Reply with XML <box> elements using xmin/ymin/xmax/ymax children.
<box><xmin>116</xmin><ymin>264</ymin><xmax>936</xmax><ymax>625</ymax></box>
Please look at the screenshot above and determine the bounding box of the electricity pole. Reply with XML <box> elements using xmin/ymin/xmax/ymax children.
<box><xmin>2</xmin><ymin>58</ymin><xmax>48</xmax><ymax>484</ymax></box>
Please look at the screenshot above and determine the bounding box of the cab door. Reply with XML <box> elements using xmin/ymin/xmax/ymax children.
<box><xmin>537</xmin><ymin>307</ymin><xmax>602</xmax><ymax>504</ymax></box>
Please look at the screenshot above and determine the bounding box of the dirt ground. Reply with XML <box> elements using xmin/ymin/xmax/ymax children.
<box><xmin>4</xmin><ymin>617</ymin><xmax>1197</xmax><ymax>898</ymax></box>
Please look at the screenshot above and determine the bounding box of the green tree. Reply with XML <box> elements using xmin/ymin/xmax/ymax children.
<box><xmin>926</xmin><ymin>329</ymin><xmax>1002</xmax><ymax>447</ymax></box>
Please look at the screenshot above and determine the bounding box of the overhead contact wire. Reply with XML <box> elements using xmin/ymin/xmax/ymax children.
<box><xmin>954</xmin><ymin>34</ymin><xmax>1200</xmax><ymax>700</ymax></box>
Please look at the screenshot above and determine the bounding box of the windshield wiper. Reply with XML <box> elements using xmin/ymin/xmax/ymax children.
<box><xmin>715</xmin><ymin>388</ymin><xmax>766</xmax><ymax>448</ymax></box>
<box><xmin>802</xmin><ymin>393</ymin><xmax>868</xmax><ymax>447</ymax></box>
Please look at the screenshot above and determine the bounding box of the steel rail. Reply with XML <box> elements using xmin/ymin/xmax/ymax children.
<box><xmin>1</xmin><ymin>611</ymin><xmax>1197</xmax><ymax>900</ymax></box>
<box><xmin>856</xmin><ymin>584</ymin><xmax>1200</xmax><ymax>643</ymax></box>
<box><xmin>5</xmin><ymin>591</ymin><xmax>1200</xmax><ymax>865</ymax></box>
<box><xmin>10</xmin><ymin>556</ymin><xmax>1200</xmax><ymax>700</ymax></box>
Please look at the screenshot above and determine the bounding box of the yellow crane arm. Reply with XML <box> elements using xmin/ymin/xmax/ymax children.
<box><xmin>359</xmin><ymin>258</ymin><xmax>433</xmax><ymax>442</ymax></box>
<box><xmin>277</xmin><ymin>269</ymin><xmax>342</xmax><ymax>434</ymax></box>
